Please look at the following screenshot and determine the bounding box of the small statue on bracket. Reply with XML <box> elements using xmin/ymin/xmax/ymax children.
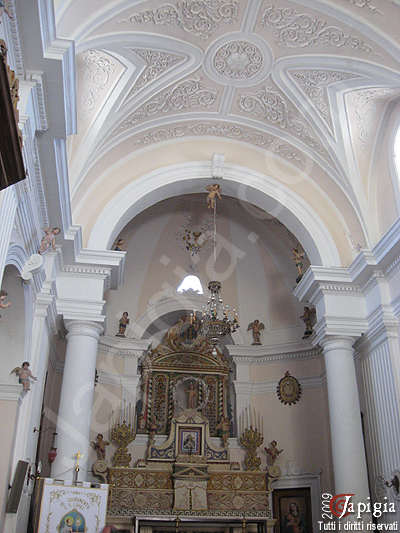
<box><xmin>206</xmin><ymin>183</ymin><xmax>222</xmax><ymax>209</ymax></box>
<box><xmin>247</xmin><ymin>319</ymin><xmax>265</xmax><ymax>345</ymax></box>
<box><xmin>300</xmin><ymin>306</ymin><xmax>316</xmax><ymax>339</ymax></box>
<box><xmin>265</xmin><ymin>440</ymin><xmax>283</xmax><ymax>466</ymax></box>
<box><xmin>0</xmin><ymin>289</ymin><xmax>11</xmax><ymax>318</ymax></box>
<box><xmin>10</xmin><ymin>361</ymin><xmax>37</xmax><ymax>392</ymax></box>
<box><xmin>0</xmin><ymin>1</ymin><xmax>13</xmax><ymax>19</ymax></box>
<box><xmin>216</xmin><ymin>416</ymin><xmax>230</xmax><ymax>448</ymax></box>
<box><xmin>116</xmin><ymin>312</ymin><xmax>129</xmax><ymax>337</ymax></box>
<box><xmin>113</xmin><ymin>238</ymin><xmax>125</xmax><ymax>251</ymax></box>
<box><xmin>91</xmin><ymin>433</ymin><xmax>110</xmax><ymax>461</ymax></box>
<box><xmin>38</xmin><ymin>227</ymin><xmax>61</xmax><ymax>254</ymax></box>
<box><xmin>292</xmin><ymin>246</ymin><xmax>305</xmax><ymax>283</ymax></box>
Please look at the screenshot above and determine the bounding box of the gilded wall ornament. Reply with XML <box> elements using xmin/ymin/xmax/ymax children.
<box><xmin>277</xmin><ymin>371</ymin><xmax>302</xmax><ymax>405</ymax></box>
<box><xmin>261</xmin><ymin>6</ymin><xmax>374</xmax><ymax>54</ymax></box>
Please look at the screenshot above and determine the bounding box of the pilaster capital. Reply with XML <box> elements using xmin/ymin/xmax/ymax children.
<box><xmin>64</xmin><ymin>320</ymin><xmax>103</xmax><ymax>340</ymax></box>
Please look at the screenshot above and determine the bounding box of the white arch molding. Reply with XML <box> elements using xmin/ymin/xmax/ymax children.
<box><xmin>87</xmin><ymin>162</ymin><xmax>341</xmax><ymax>267</ymax></box>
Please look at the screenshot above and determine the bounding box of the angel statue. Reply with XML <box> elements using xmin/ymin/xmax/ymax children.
<box><xmin>265</xmin><ymin>440</ymin><xmax>283</xmax><ymax>466</ymax></box>
<box><xmin>206</xmin><ymin>184</ymin><xmax>222</xmax><ymax>209</ymax></box>
<box><xmin>38</xmin><ymin>227</ymin><xmax>61</xmax><ymax>254</ymax></box>
<box><xmin>0</xmin><ymin>289</ymin><xmax>11</xmax><ymax>318</ymax></box>
<box><xmin>10</xmin><ymin>361</ymin><xmax>37</xmax><ymax>392</ymax></box>
<box><xmin>91</xmin><ymin>433</ymin><xmax>110</xmax><ymax>461</ymax></box>
<box><xmin>300</xmin><ymin>306</ymin><xmax>316</xmax><ymax>339</ymax></box>
<box><xmin>247</xmin><ymin>319</ymin><xmax>265</xmax><ymax>345</ymax></box>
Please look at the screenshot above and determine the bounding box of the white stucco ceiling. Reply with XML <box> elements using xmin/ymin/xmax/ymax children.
<box><xmin>53</xmin><ymin>0</ymin><xmax>400</xmax><ymax>262</ymax></box>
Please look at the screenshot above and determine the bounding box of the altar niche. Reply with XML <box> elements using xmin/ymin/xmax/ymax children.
<box><xmin>136</xmin><ymin>315</ymin><xmax>233</xmax><ymax>438</ymax></box>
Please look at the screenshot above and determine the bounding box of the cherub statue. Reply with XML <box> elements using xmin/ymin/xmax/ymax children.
<box><xmin>113</xmin><ymin>238</ymin><xmax>125</xmax><ymax>251</ymax></box>
<box><xmin>38</xmin><ymin>227</ymin><xmax>61</xmax><ymax>254</ymax></box>
<box><xmin>247</xmin><ymin>319</ymin><xmax>265</xmax><ymax>345</ymax></box>
<box><xmin>265</xmin><ymin>440</ymin><xmax>283</xmax><ymax>466</ymax></box>
<box><xmin>216</xmin><ymin>416</ymin><xmax>230</xmax><ymax>448</ymax></box>
<box><xmin>116</xmin><ymin>312</ymin><xmax>129</xmax><ymax>337</ymax></box>
<box><xmin>292</xmin><ymin>246</ymin><xmax>305</xmax><ymax>283</ymax></box>
<box><xmin>10</xmin><ymin>361</ymin><xmax>37</xmax><ymax>392</ymax></box>
<box><xmin>206</xmin><ymin>184</ymin><xmax>222</xmax><ymax>209</ymax></box>
<box><xmin>0</xmin><ymin>1</ymin><xmax>13</xmax><ymax>19</ymax></box>
<box><xmin>91</xmin><ymin>433</ymin><xmax>110</xmax><ymax>461</ymax></box>
<box><xmin>0</xmin><ymin>289</ymin><xmax>11</xmax><ymax>318</ymax></box>
<box><xmin>300</xmin><ymin>306</ymin><xmax>316</xmax><ymax>339</ymax></box>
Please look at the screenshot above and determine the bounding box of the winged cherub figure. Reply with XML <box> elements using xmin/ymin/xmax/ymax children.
<box><xmin>10</xmin><ymin>362</ymin><xmax>37</xmax><ymax>392</ymax></box>
<box><xmin>206</xmin><ymin>184</ymin><xmax>222</xmax><ymax>209</ymax></box>
<box><xmin>38</xmin><ymin>227</ymin><xmax>61</xmax><ymax>254</ymax></box>
<box><xmin>0</xmin><ymin>1</ymin><xmax>13</xmax><ymax>19</ymax></box>
<box><xmin>247</xmin><ymin>319</ymin><xmax>265</xmax><ymax>345</ymax></box>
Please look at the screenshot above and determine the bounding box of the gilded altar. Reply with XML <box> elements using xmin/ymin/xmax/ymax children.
<box><xmin>103</xmin><ymin>317</ymin><xmax>275</xmax><ymax>530</ymax></box>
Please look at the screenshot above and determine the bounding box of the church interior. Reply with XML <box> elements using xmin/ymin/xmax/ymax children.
<box><xmin>0</xmin><ymin>1</ymin><xmax>400</xmax><ymax>532</ymax></box>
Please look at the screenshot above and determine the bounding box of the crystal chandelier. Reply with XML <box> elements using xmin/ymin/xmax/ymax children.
<box><xmin>200</xmin><ymin>280</ymin><xmax>239</xmax><ymax>345</ymax></box>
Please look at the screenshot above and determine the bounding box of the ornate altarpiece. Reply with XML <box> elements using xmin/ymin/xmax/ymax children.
<box><xmin>137</xmin><ymin>318</ymin><xmax>232</xmax><ymax>438</ymax></box>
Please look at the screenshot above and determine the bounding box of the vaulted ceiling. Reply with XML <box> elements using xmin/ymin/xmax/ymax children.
<box><xmin>54</xmin><ymin>0</ymin><xmax>400</xmax><ymax>261</ymax></box>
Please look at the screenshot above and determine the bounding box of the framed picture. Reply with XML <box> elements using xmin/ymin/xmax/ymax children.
<box><xmin>177</xmin><ymin>426</ymin><xmax>202</xmax><ymax>455</ymax></box>
<box><xmin>273</xmin><ymin>487</ymin><xmax>313</xmax><ymax>533</ymax></box>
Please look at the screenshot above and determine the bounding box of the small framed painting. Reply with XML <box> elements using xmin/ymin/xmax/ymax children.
<box><xmin>273</xmin><ymin>487</ymin><xmax>313</xmax><ymax>533</ymax></box>
<box><xmin>178</xmin><ymin>426</ymin><xmax>202</xmax><ymax>455</ymax></box>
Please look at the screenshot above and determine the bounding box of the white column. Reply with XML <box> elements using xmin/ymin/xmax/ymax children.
<box><xmin>321</xmin><ymin>336</ymin><xmax>370</xmax><ymax>502</ymax></box>
<box><xmin>52</xmin><ymin>320</ymin><xmax>103</xmax><ymax>480</ymax></box>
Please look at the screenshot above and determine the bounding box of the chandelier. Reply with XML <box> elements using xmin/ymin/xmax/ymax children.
<box><xmin>201</xmin><ymin>280</ymin><xmax>239</xmax><ymax>345</ymax></box>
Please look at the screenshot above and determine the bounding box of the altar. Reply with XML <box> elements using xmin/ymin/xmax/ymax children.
<box><xmin>98</xmin><ymin>317</ymin><xmax>277</xmax><ymax>532</ymax></box>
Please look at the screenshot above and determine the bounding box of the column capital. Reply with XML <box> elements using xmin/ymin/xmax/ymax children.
<box><xmin>319</xmin><ymin>335</ymin><xmax>354</xmax><ymax>354</ymax></box>
<box><xmin>65</xmin><ymin>320</ymin><xmax>103</xmax><ymax>340</ymax></box>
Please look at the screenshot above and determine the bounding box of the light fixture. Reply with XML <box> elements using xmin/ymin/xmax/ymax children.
<box><xmin>200</xmin><ymin>280</ymin><xmax>239</xmax><ymax>345</ymax></box>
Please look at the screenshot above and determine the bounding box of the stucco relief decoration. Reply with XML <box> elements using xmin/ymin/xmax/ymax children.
<box><xmin>116</xmin><ymin>79</ymin><xmax>217</xmax><ymax>134</ymax></box>
<box><xmin>80</xmin><ymin>49</ymin><xmax>116</xmax><ymax>112</ymax></box>
<box><xmin>239</xmin><ymin>86</ymin><xmax>328</xmax><ymax>157</ymax></box>
<box><xmin>120</xmin><ymin>0</ymin><xmax>239</xmax><ymax>39</ymax></box>
<box><xmin>213</xmin><ymin>40</ymin><xmax>263</xmax><ymax>80</ymax></box>
<box><xmin>346</xmin><ymin>0</ymin><xmax>382</xmax><ymax>15</ymax></box>
<box><xmin>132</xmin><ymin>121</ymin><xmax>305</xmax><ymax>167</ymax></box>
<box><xmin>289</xmin><ymin>69</ymin><xmax>359</xmax><ymax>131</ymax></box>
<box><xmin>129</xmin><ymin>48</ymin><xmax>184</xmax><ymax>95</ymax></box>
<box><xmin>349</xmin><ymin>88</ymin><xmax>397</xmax><ymax>148</ymax></box>
<box><xmin>261</xmin><ymin>6</ymin><xmax>374</xmax><ymax>53</ymax></box>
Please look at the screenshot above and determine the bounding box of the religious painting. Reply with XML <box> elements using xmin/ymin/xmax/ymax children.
<box><xmin>273</xmin><ymin>487</ymin><xmax>313</xmax><ymax>533</ymax></box>
<box><xmin>178</xmin><ymin>426</ymin><xmax>202</xmax><ymax>455</ymax></box>
<box><xmin>58</xmin><ymin>508</ymin><xmax>86</xmax><ymax>532</ymax></box>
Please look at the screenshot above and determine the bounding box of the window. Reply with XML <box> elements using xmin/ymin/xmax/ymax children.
<box><xmin>177</xmin><ymin>275</ymin><xmax>203</xmax><ymax>294</ymax></box>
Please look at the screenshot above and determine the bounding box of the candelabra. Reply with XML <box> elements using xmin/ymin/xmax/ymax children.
<box><xmin>200</xmin><ymin>281</ymin><xmax>239</xmax><ymax>345</ymax></box>
<box><xmin>110</xmin><ymin>402</ymin><xmax>135</xmax><ymax>467</ymax></box>
<box><xmin>239</xmin><ymin>407</ymin><xmax>264</xmax><ymax>471</ymax></box>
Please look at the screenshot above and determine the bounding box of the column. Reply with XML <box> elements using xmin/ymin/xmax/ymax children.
<box><xmin>52</xmin><ymin>320</ymin><xmax>103</xmax><ymax>480</ymax></box>
<box><xmin>321</xmin><ymin>336</ymin><xmax>370</xmax><ymax>502</ymax></box>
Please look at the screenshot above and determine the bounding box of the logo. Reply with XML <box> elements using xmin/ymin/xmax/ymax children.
<box><xmin>329</xmin><ymin>493</ymin><xmax>355</xmax><ymax>519</ymax></box>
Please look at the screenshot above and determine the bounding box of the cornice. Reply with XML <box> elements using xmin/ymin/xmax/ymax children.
<box><xmin>227</xmin><ymin>343</ymin><xmax>321</xmax><ymax>363</ymax></box>
<box><xmin>98</xmin><ymin>335</ymin><xmax>151</xmax><ymax>357</ymax></box>
<box><xmin>235</xmin><ymin>375</ymin><xmax>326</xmax><ymax>395</ymax></box>
<box><xmin>355</xmin><ymin>306</ymin><xmax>399</xmax><ymax>353</ymax></box>
<box><xmin>313</xmin><ymin>316</ymin><xmax>368</xmax><ymax>345</ymax></box>
<box><xmin>0</xmin><ymin>383</ymin><xmax>22</xmax><ymax>401</ymax></box>
<box><xmin>2</xmin><ymin>0</ymin><xmax>24</xmax><ymax>76</ymax></box>
<box><xmin>97</xmin><ymin>370</ymin><xmax>140</xmax><ymax>387</ymax></box>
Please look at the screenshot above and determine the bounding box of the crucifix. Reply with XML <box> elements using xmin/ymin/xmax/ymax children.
<box><xmin>73</xmin><ymin>451</ymin><xmax>83</xmax><ymax>484</ymax></box>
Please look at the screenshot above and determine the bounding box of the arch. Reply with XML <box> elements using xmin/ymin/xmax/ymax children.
<box><xmin>88</xmin><ymin>162</ymin><xmax>341</xmax><ymax>267</ymax></box>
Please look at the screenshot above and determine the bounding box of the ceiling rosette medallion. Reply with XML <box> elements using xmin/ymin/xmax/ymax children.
<box><xmin>204</xmin><ymin>32</ymin><xmax>273</xmax><ymax>87</ymax></box>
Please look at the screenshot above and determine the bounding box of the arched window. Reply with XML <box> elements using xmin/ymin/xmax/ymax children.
<box><xmin>177</xmin><ymin>275</ymin><xmax>203</xmax><ymax>294</ymax></box>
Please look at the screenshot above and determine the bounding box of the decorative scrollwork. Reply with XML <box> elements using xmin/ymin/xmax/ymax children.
<box><xmin>80</xmin><ymin>50</ymin><xmax>116</xmax><ymax>112</ymax></box>
<box><xmin>346</xmin><ymin>0</ymin><xmax>382</xmax><ymax>15</ymax></box>
<box><xmin>116</xmin><ymin>78</ymin><xmax>217</xmax><ymax>134</ymax></box>
<box><xmin>129</xmin><ymin>49</ymin><xmax>183</xmax><ymax>96</ymax></box>
<box><xmin>239</xmin><ymin>85</ymin><xmax>328</xmax><ymax>156</ymax></box>
<box><xmin>213</xmin><ymin>40</ymin><xmax>263</xmax><ymax>80</ymax></box>
<box><xmin>261</xmin><ymin>5</ymin><xmax>374</xmax><ymax>54</ymax></box>
<box><xmin>120</xmin><ymin>0</ymin><xmax>239</xmax><ymax>40</ymax></box>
